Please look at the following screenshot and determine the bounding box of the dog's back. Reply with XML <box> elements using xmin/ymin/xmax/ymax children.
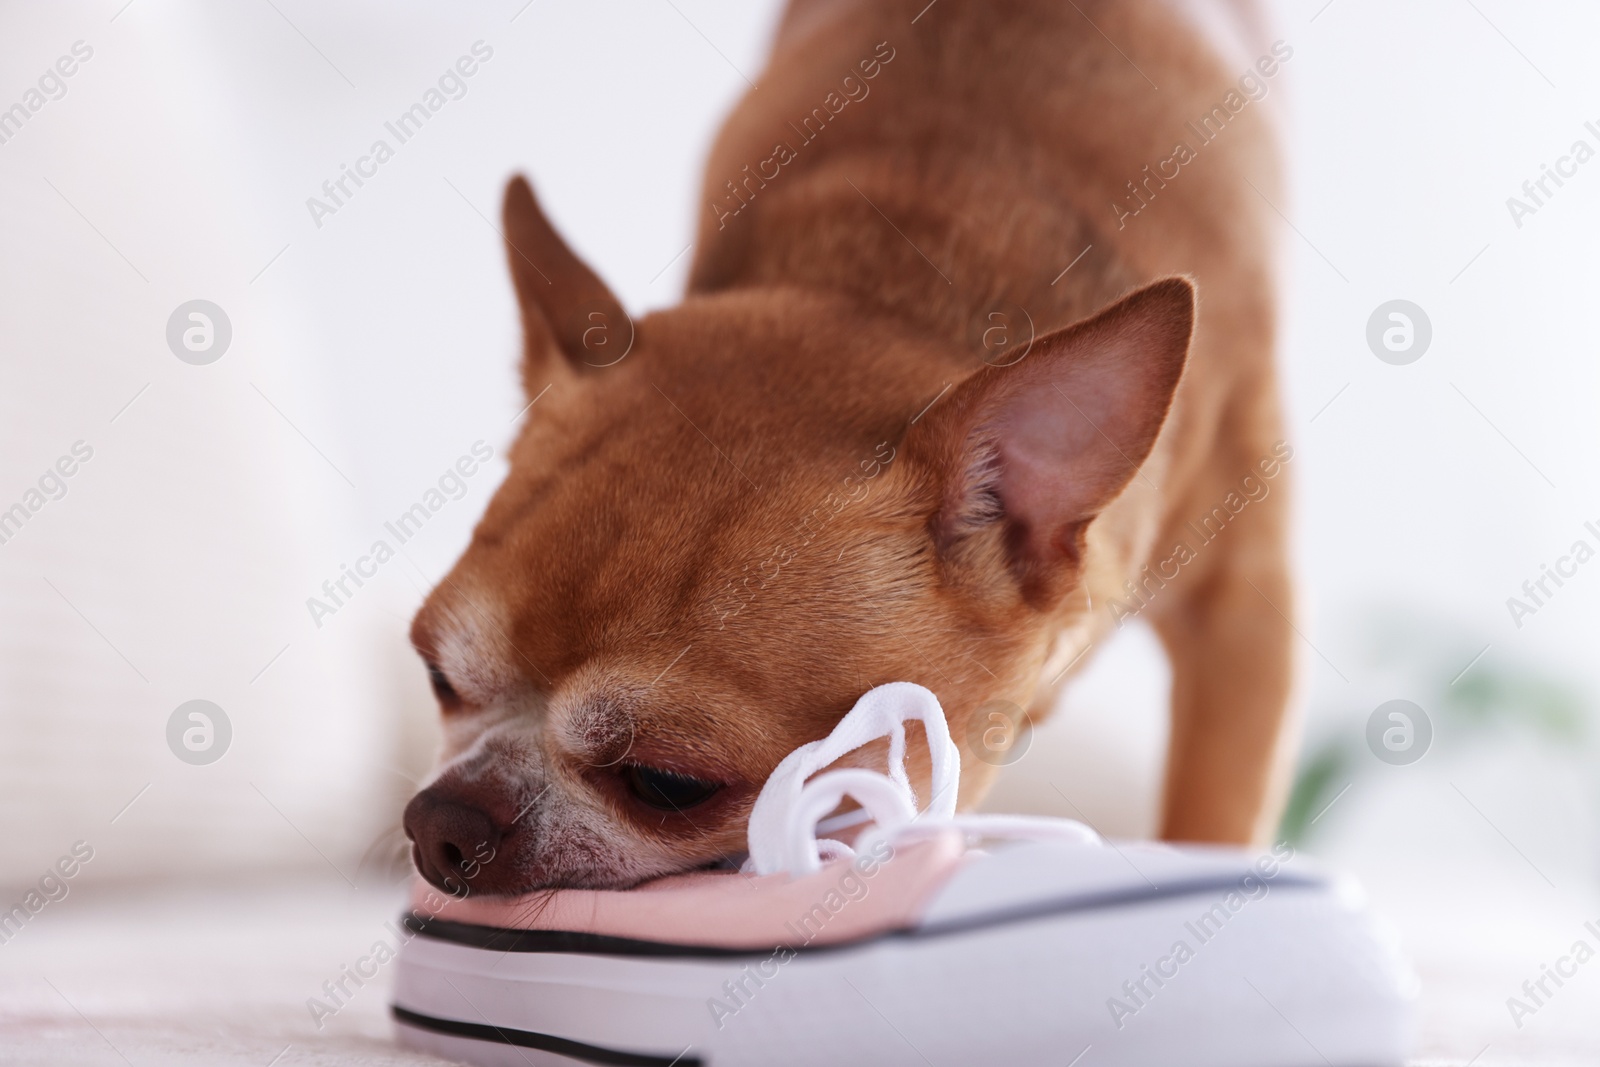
<box><xmin>690</xmin><ymin>0</ymin><xmax>1298</xmax><ymax>844</ymax></box>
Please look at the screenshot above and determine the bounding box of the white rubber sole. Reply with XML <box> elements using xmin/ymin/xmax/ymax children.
<box><xmin>393</xmin><ymin>875</ymin><xmax>1413</xmax><ymax>1067</ymax></box>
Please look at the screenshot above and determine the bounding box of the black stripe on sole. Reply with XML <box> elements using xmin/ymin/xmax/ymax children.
<box><xmin>392</xmin><ymin>1004</ymin><xmax>700</xmax><ymax>1067</ymax></box>
<box><xmin>403</xmin><ymin>871</ymin><xmax>1324</xmax><ymax>959</ymax></box>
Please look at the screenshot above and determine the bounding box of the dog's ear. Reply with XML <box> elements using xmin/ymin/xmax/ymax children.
<box><xmin>910</xmin><ymin>277</ymin><xmax>1195</xmax><ymax>593</ymax></box>
<box><xmin>502</xmin><ymin>175</ymin><xmax>633</xmax><ymax>384</ymax></box>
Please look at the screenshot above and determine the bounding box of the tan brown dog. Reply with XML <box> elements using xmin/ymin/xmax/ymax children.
<box><xmin>404</xmin><ymin>0</ymin><xmax>1296</xmax><ymax>895</ymax></box>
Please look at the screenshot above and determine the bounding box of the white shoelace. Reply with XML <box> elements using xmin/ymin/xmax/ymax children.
<box><xmin>744</xmin><ymin>682</ymin><xmax>1101</xmax><ymax>877</ymax></box>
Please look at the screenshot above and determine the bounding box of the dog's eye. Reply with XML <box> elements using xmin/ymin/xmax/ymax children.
<box><xmin>622</xmin><ymin>764</ymin><xmax>720</xmax><ymax>811</ymax></box>
<box><xmin>425</xmin><ymin>662</ymin><xmax>461</xmax><ymax>709</ymax></box>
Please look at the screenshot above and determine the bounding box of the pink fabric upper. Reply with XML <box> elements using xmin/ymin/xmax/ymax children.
<box><xmin>409</xmin><ymin>833</ymin><xmax>969</xmax><ymax>950</ymax></box>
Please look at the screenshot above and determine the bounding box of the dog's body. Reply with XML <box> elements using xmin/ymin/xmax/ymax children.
<box><xmin>405</xmin><ymin>0</ymin><xmax>1296</xmax><ymax>895</ymax></box>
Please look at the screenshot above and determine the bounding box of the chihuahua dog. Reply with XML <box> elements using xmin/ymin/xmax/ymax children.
<box><xmin>404</xmin><ymin>0</ymin><xmax>1296</xmax><ymax>895</ymax></box>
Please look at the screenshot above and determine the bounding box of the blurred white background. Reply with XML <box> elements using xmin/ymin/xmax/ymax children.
<box><xmin>2</xmin><ymin>0</ymin><xmax>1597</xmax><ymax>1063</ymax></box>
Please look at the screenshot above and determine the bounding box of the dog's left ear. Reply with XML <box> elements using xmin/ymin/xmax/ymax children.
<box><xmin>501</xmin><ymin>175</ymin><xmax>633</xmax><ymax>383</ymax></box>
<box><xmin>910</xmin><ymin>277</ymin><xmax>1195</xmax><ymax>592</ymax></box>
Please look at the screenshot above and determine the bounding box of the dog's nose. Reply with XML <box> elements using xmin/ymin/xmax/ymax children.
<box><xmin>403</xmin><ymin>788</ymin><xmax>503</xmax><ymax>894</ymax></box>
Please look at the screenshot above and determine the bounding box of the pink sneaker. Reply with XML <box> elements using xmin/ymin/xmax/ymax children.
<box><xmin>392</xmin><ymin>683</ymin><xmax>1414</xmax><ymax>1066</ymax></box>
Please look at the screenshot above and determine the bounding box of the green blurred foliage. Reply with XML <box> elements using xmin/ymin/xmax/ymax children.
<box><xmin>1277</xmin><ymin>610</ymin><xmax>1590</xmax><ymax>847</ymax></box>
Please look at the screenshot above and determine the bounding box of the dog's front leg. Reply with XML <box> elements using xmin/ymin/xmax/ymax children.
<box><xmin>1150</xmin><ymin>460</ymin><xmax>1299</xmax><ymax>847</ymax></box>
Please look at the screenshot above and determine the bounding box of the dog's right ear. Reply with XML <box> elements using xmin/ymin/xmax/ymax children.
<box><xmin>904</xmin><ymin>277</ymin><xmax>1195</xmax><ymax>606</ymax></box>
<box><xmin>501</xmin><ymin>175</ymin><xmax>633</xmax><ymax>383</ymax></box>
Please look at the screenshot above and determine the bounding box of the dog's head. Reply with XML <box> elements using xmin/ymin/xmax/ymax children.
<box><xmin>403</xmin><ymin>178</ymin><xmax>1194</xmax><ymax>895</ymax></box>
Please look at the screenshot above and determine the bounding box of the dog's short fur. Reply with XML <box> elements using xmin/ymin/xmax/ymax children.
<box><xmin>405</xmin><ymin>0</ymin><xmax>1296</xmax><ymax>895</ymax></box>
